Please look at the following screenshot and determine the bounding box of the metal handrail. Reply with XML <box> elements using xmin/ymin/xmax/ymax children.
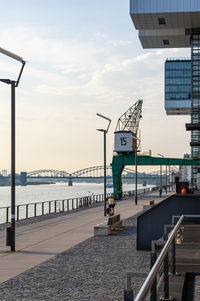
<box><xmin>134</xmin><ymin>215</ymin><xmax>184</xmax><ymax>301</ymax></box>
<box><xmin>135</xmin><ymin>214</ymin><xmax>200</xmax><ymax>300</ymax></box>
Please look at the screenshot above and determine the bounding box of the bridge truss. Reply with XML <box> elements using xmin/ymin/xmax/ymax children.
<box><xmin>26</xmin><ymin>166</ymin><xmax>164</xmax><ymax>179</ymax></box>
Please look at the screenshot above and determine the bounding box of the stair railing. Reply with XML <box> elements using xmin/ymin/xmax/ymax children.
<box><xmin>131</xmin><ymin>214</ymin><xmax>200</xmax><ymax>301</ymax></box>
<box><xmin>134</xmin><ymin>215</ymin><xmax>184</xmax><ymax>301</ymax></box>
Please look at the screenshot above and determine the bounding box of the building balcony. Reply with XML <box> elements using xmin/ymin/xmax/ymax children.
<box><xmin>190</xmin><ymin>142</ymin><xmax>200</xmax><ymax>146</ymax></box>
<box><xmin>130</xmin><ymin>0</ymin><xmax>200</xmax><ymax>48</ymax></box>
<box><xmin>186</xmin><ymin>123</ymin><xmax>200</xmax><ymax>131</ymax></box>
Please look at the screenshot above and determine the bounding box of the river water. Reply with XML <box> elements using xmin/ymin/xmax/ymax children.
<box><xmin>0</xmin><ymin>182</ymin><xmax>154</xmax><ymax>207</ymax></box>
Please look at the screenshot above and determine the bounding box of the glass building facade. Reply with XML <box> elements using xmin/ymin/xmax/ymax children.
<box><xmin>165</xmin><ymin>59</ymin><xmax>191</xmax><ymax>115</ymax></box>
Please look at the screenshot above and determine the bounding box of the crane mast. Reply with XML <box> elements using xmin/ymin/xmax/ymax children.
<box><xmin>115</xmin><ymin>99</ymin><xmax>143</xmax><ymax>134</ymax></box>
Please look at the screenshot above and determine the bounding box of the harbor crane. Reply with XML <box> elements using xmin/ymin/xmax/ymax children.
<box><xmin>114</xmin><ymin>99</ymin><xmax>143</xmax><ymax>153</ymax></box>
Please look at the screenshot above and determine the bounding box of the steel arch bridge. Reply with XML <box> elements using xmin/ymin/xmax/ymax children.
<box><xmin>27</xmin><ymin>169</ymin><xmax>70</xmax><ymax>178</ymax></box>
<box><xmin>27</xmin><ymin>166</ymin><xmax>136</xmax><ymax>178</ymax></box>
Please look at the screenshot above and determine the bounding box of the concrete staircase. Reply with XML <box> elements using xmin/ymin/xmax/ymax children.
<box><xmin>176</xmin><ymin>223</ymin><xmax>200</xmax><ymax>273</ymax></box>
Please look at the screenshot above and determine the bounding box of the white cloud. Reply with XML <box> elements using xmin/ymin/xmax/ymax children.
<box><xmin>0</xmin><ymin>25</ymin><xmax>191</xmax><ymax>171</ymax></box>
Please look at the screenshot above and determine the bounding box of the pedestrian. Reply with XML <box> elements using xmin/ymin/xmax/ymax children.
<box><xmin>159</xmin><ymin>187</ymin><xmax>162</xmax><ymax>197</ymax></box>
<box><xmin>108</xmin><ymin>197</ymin><xmax>116</xmax><ymax>216</ymax></box>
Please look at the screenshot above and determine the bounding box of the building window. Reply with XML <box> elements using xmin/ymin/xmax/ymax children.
<box><xmin>165</xmin><ymin>60</ymin><xmax>191</xmax><ymax>114</ymax></box>
<box><xmin>158</xmin><ymin>18</ymin><xmax>166</xmax><ymax>25</ymax></box>
<box><xmin>163</xmin><ymin>40</ymin><xmax>170</xmax><ymax>45</ymax></box>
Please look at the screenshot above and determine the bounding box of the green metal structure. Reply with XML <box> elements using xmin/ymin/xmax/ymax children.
<box><xmin>112</xmin><ymin>154</ymin><xmax>200</xmax><ymax>199</ymax></box>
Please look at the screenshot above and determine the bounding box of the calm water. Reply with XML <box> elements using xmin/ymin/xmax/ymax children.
<box><xmin>0</xmin><ymin>182</ymin><xmax>153</xmax><ymax>207</ymax></box>
<box><xmin>0</xmin><ymin>183</ymin><xmax>156</xmax><ymax>223</ymax></box>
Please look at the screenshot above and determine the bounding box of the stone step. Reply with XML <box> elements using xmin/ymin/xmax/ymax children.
<box><xmin>176</xmin><ymin>243</ymin><xmax>200</xmax><ymax>250</ymax></box>
<box><xmin>176</xmin><ymin>264</ymin><xmax>200</xmax><ymax>273</ymax></box>
<box><xmin>182</xmin><ymin>229</ymin><xmax>200</xmax><ymax>235</ymax></box>
<box><xmin>181</xmin><ymin>236</ymin><xmax>200</xmax><ymax>243</ymax></box>
<box><xmin>176</xmin><ymin>257</ymin><xmax>200</xmax><ymax>265</ymax></box>
<box><xmin>182</xmin><ymin>224</ymin><xmax>200</xmax><ymax>229</ymax></box>
<box><xmin>176</xmin><ymin>250</ymin><xmax>200</xmax><ymax>258</ymax></box>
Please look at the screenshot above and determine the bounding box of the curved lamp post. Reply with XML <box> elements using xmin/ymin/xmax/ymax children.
<box><xmin>96</xmin><ymin>113</ymin><xmax>111</xmax><ymax>216</ymax></box>
<box><xmin>0</xmin><ymin>47</ymin><xmax>26</xmax><ymax>251</ymax></box>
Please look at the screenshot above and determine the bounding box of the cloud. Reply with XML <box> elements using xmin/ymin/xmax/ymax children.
<box><xmin>108</xmin><ymin>39</ymin><xmax>132</xmax><ymax>47</ymax></box>
<box><xmin>0</xmin><ymin>25</ymin><xmax>191</xmax><ymax>171</ymax></box>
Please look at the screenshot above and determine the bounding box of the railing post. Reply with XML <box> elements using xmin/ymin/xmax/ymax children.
<box><xmin>171</xmin><ymin>237</ymin><xmax>176</xmax><ymax>275</ymax></box>
<box><xmin>34</xmin><ymin>203</ymin><xmax>37</xmax><ymax>217</ymax></box>
<box><xmin>124</xmin><ymin>273</ymin><xmax>134</xmax><ymax>301</ymax></box>
<box><xmin>49</xmin><ymin>201</ymin><xmax>51</xmax><ymax>214</ymax></box>
<box><xmin>42</xmin><ymin>202</ymin><xmax>44</xmax><ymax>216</ymax></box>
<box><xmin>26</xmin><ymin>204</ymin><xmax>28</xmax><ymax>219</ymax></box>
<box><xmin>55</xmin><ymin>200</ymin><xmax>57</xmax><ymax>213</ymax></box>
<box><xmin>163</xmin><ymin>253</ymin><xmax>169</xmax><ymax>300</ymax></box>
<box><xmin>17</xmin><ymin>206</ymin><xmax>19</xmax><ymax>221</ymax></box>
<box><xmin>62</xmin><ymin>200</ymin><xmax>64</xmax><ymax>212</ymax></box>
<box><xmin>124</xmin><ymin>290</ymin><xmax>133</xmax><ymax>301</ymax></box>
<box><xmin>76</xmin><ymin>198</ymin><xmax>78</xmax><ymax>209</ymax></box>
<box><xmin>67</xmin><ymin>199</ymin><xmax>69</xmax><ymax>211</ymax></box>
<box><xmin>6</xmin><ymin>207</ymin><xmax>9</xmax><ymax>223</ymax></box>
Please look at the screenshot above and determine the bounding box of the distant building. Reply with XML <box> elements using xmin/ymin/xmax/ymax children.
<box><xmin>179</xmin><ymin>154</ymin><xmax>191</xmax><ymax>181</ymax></box>
<box><xmin>165</xmin><ymin>59</ymin><xmax>191</xmax><ymax>115</ymax></box>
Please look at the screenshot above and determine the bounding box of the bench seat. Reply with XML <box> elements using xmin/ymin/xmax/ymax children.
<box><xmin>94</xmin><ymin>214</ymin><xmax>124</xmax><ymax>236</ymax></box>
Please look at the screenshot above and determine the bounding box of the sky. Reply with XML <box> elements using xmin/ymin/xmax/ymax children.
<box><xmin>0</xmin><ymin>0</ymin><xmax>191</xmax><ymax>174</ymax></box>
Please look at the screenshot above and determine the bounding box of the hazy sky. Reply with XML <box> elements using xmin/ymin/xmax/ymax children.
<box><xmin>0</xmin><ymin>0</ymin><xmax>191</xmax><ymax>174</ymax></box>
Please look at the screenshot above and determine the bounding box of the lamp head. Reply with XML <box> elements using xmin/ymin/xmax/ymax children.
<box><xmin>0</xmin><ymin>47</ymin><xmax>24</xmax><ymax>63</ymax></box>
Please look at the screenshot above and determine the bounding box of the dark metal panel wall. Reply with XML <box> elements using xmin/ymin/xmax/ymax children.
<box><xmin>137</xmin><ymin>194</ymin><xmax>200</xmax><ymax>250</ymax></box>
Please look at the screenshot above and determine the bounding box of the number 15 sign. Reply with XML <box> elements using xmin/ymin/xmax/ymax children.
<box><xmin>114</xmin><ymin>131</ymin><xmax>133</xmax><ymax>152</ymax></box>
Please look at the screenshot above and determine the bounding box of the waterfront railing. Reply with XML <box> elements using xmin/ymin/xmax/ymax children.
<box><xmin>0</xmin><ymin>187</ymin><xmax>157</xmax><ymax>224</ymax></box>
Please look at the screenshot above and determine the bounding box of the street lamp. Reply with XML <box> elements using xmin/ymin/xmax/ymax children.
<box><xmin>0</xmin><ymin>47</ymin><xmax>26</xmax><ymax>251</ymax></box>
<box><xmin>157</xmin><ymin>153</ymin><xmax>166</xmax><ymax>197</ymax></box>
<box><xmin>96</xmin><ymin>113</ymin><xmax>111</xmax><ymax>216</ymax></box>
<box><xmin>133</xmin><ymin>136</ymin><xmax>141</xmax><ymax>205</ymax></box>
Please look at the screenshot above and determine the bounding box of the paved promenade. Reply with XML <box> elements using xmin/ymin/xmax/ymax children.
<box><xmin>0</xmin><ymin>190</ymin><xmax>173</xmax><ymax>300</ymax></box>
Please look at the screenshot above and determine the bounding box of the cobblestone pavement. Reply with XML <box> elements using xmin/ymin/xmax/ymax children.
<box><xmin>0</xmin><ymin>214</ymin><xmax>150</xmax><ymax>301</ymax></box>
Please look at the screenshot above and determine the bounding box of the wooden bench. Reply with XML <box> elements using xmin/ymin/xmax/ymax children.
<box><xmin>94</xmin><ymin>214</ymin><xmax>124</xmax><ymax>236</ymax></box>
<box><xmin>143</xmin><ymin>200</ymin><xmax>155</xmax><ymax>211</ymax></box>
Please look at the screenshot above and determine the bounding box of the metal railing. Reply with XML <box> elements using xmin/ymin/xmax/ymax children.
<box><xmin>0</xmin><ymin>187</ymin><xmax>156</xmax><ymax>224</ymax></box>
<box><xmin>132</xmin><ymin>214</ymin><xmax>200</xmax><ymax>301</ymax></box>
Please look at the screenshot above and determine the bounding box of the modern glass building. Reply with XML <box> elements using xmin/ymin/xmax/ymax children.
<box><xmin>165</xmin><ymin>59</ymin><xmax>191</xmax><ymax>115</ymax></box>
<box><xmin>130</xmin><ymin>0</ymin><xmax>200</xmax><ymax>185</ymax></box>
